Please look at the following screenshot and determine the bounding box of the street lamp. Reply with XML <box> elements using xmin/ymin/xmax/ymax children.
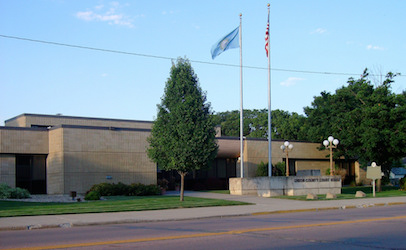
<box><xmin>323</xmin><ymin>136</ymin><xmax>339</xmax><ymax>176</ymax></box>
<box><xmin>280</xmin><ymin>141</ymin><xmax>293</xmax><ymax>176</ymax></box>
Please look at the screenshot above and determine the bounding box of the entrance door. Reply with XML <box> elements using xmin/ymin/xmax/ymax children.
<box><xmin>16</xmin><ymin>155</ymin><xmax>47</xmax><ymax>194</ymax></box>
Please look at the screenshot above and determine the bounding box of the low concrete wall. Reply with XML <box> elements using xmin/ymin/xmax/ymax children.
<box><xmin>229</xmin><ymin>176</ymin><xmax>342</xmax><ymax>197</ymax></box>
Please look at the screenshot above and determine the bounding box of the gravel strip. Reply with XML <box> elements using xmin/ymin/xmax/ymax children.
<box><xmin>1</xmin><ymin>194</ymin><xmax>86</xmax><ymax>203</ymax></box>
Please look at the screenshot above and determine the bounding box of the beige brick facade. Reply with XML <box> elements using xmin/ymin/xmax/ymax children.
<box><xmin>0</xmin><ymin>127</ymin><xmax>48</xmax><ymax>154</ymax></box>
<box><xmin>60</xmin><ymin>127</ymin><xmax>155</xmax><ymax>194</ymax></box>
<box><xmin>1</xmin><ymin>113</ymin><xmax>359</xmax><ymax>194</ymax></box>
<box><xmin>1</xmin><ymin>114</ymin><xmax>156</xmax><ymax>194</ymax></box>
<box><xmin>0</xmin><ymin>155</ymin><xmax>15</xmax><ymax>187</ymax></box>
<box><xmin>47</xmin><ymin>128</ymin><xmax>64</xmax><ymax>194</ymax></box>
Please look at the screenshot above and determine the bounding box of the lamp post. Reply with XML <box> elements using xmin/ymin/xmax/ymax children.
<box><xmin>280</xmin><ymin>141</ymin><xmax>293</xmax><ymax>176</ymax></box>
<box><xmin>323</xmin><ymin>136</ymin><xmax>339</xmax><ymax>176</ymax></box>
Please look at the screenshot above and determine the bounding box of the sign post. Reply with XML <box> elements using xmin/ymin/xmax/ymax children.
<box><xmin>366</xmin><ymin>162</ymin><xmax>382</xmax><ymax>197</ymax></box>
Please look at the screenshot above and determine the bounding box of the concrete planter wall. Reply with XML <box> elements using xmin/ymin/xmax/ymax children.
<box><xmin>229</xmin><ymin>176</ymin><xmax>342</xmax><ymax>197</ymax></box>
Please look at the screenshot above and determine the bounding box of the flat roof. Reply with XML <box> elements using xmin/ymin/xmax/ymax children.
<box><xmin>5</xmin><ymin>113</ymin><xmax>153</xmax><ymax>124</ymax></box>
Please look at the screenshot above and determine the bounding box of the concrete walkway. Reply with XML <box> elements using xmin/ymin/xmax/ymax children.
<box><xmin>1</xmin><ymin>191</ymin><xmax>406</xmax><ymax>231</ymax></box>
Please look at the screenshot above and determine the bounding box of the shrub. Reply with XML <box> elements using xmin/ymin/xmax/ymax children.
<box><xmin>144</xmin><ymin>184</ymin><xmax>161</xmax><ymax>195</ymax></box>
<box><xmin>256</xmin><ymin>162</ymin><xmax>268</xmax><ymax>177</ymax></box>
<box><xmin>85</xmin><ymin>191</ymin><xmax>101</xmax><ymax>200</ymax></box>
<box><xmin>0</xmin><ymin>183</ymin><xmax>30</xmax><ymax>199</ymax></box>
<box><xmin>273</xmin><ymin>162</ymin><xmax>286</xmax><ymax>176</ymax></box>
<box><xmin>87</xmin><ymin>182</ymin><xmax>161</xmax><ymax>197</ymax></box>
<box><xmin>114</xmin><ymin>182</ymin><xmax>129</xmax><ymax>195</ymax></box>
<box><xmin>9</xmin><ymin>187</ymin><xmax>31</xmax><ymax>199</ymax></box>
<box><xmin>128</xmin><ymin>183</ymin><xmax>143</xmax><ymax>196</ymax></box>
<box><xmin>128</xmin><ymin>183</ymin><xmax>160</xmax><ymax>196</ymax></box>
<box><xmin>255</xmin><ymin>162</ymin><xmax>286</xmax><ymax>177</ymax></box>
<box><xmin>0</xmin><ymin>183</ymin><xmax>11</xmax><ymax>199</ymax></box>
<box><xmin>89</xmin><ymin>183</ymin><xmax>115</xmax><ymax>196</ymax></box>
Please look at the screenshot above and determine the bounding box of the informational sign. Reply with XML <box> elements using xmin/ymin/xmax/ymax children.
<box><xmin>367</xmin><ymin>163</ymin><xmax>382</xmax><ymax>197</ymax></box>
<box><xmin>367</xmin><ymin>166</ymin><xmax>382</xmax><ymax>180</ymax></box>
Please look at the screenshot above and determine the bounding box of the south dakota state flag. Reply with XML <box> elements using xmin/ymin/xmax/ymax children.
<box><xmin>210</xmin><ymin>26</ymin><xmax>240</xmax><ymax>59</ymax></box>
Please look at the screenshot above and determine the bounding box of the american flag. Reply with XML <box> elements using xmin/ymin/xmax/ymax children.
<box><xmin>265</xmin><ymin>13</ymin><xmax>269</xmax><ymax>57</ymax></box>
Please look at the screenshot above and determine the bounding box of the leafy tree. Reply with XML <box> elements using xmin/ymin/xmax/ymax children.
<box><xmin>147</xmin><ymin>58</ymin><xmax>218</xmax><ymax>201</ymax></box>
<box><xmin>212</xmin><ymin>110</ymin><xmax>248</xmax><ymax>137</ymax></box>
<box><xmin>271</xmin><ymin>110</ymin><xmax>307</xmax><ymax>140</ymax></box>
<box><xmin>304</xmin><ymin>69</ymin><xmax>406</xmax><ymax>173</ymax></box>
<box><xmin>212</xmin><ymin>109</ymin><xmax>307</xmax><ymax>140</ymax></box>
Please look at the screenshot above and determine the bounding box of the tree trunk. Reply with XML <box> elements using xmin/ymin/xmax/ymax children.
<box><xmin>178</xmin><ymin>171</ymin><xmax>187</xmax><ymax>202</ymax></box>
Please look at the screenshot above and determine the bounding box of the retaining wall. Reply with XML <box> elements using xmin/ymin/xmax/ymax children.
<box><xmin>229</xmin><ymin>176</ymin><xmax>342</xmax><ymax>197</ymax></box>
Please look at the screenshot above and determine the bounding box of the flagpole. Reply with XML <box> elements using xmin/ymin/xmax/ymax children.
<box><xmin>239</xmin><ymin>13</ymin><xmax>244</xmax><ymax>178</ymax></box>
<box><xmin>267</xmin><ymin>4</ymin><xmax>272</xmax><ymax>177</ymax></box>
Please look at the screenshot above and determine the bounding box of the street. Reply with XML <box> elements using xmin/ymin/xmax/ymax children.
<box><xmin>1</xmin><ymin>204</ymin><xmax>405</xmax><ymax>249</ymax></box>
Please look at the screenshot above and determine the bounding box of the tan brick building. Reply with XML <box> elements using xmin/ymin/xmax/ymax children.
<box><xmin>0</xmin><ymin>113</ymin><xmax>360</xmax><ymax>194</ymax></box>
<box><xmin>1</xmin><ymin>114</ymin><xmax>155</xmax><ymax>194</ymax></box>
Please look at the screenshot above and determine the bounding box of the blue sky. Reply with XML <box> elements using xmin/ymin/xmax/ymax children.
<box><xmin>1</xmin><ymin>0</ymin><xmax>405</xmax><ymax>125</ymax></box>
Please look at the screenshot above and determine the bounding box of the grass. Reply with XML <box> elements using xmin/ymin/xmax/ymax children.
<box><xmin>273</xmin><ymin>186</ymin><xmax>406</xmax><ymax>201</ymax></box>
<box><xmin>0</xmin><ymin>196</ymin><xmax>249</xmax><ymax>218</ymax></box>
<box><xmin>2</xmin><ymin>187</ymin><xmax>404</xmax><ymax>217</ymax></box>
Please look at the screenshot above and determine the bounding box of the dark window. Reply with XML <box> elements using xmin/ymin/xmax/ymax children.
<box><xmin>16</xmin><ymin>155</ymin><xmax>47</xmax><ymax>194</ymax></box>
<box><xmin>31</xmin><ymin>125</ymin><xmax>51</xmax><ymax>129</ymax></box>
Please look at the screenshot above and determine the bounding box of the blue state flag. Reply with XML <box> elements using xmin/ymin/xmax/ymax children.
<box><xmin>211</xmin><ymin>26</ymin><xmax>240</xmax><ymax>59</ymax></box>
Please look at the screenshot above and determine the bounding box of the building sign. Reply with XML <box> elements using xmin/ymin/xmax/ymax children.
<box><xmin>294</xmin><ymin>177</ymin><xmax>341</xmax><ymax>183</ymax></box>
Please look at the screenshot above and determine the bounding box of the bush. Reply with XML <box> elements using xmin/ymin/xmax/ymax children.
<box><xmin>256</xmin><ymin>162</ymin><xmax>268</xmax><ymax>177</ymax></box>
<box><xmin>127</xmin><ymin>183</ymin><xmax>144</xmax><ymax>196</ymax></box>
<box><xmin>9</xmin><ymin>187</ymin><xmax>31</xmax><ymax>199</ymax></box>
<box><xmin>255</xmin><ymin>162</ymin><xmax>286</xmax><ymax>177</ymax></box>
<box><xmin>85</xmin><ymin>191</ymin><xmax>101</xmax><ymax>200</ymax></box>
<box><xmin>114</xmin><ymin>182</ymin><xmax>129</xmax><ymax>195</ymax></box>
<box><xmin>0</xmin><ymin>183</ymin><xmax>30</xmax><ymax>199</ymax></box>
<box><xmin>273</xmin><ymin>162</ymin><xmax>286</xmax><ymax>176</ymax></box>
<box><xmin>0</xmin><ymin>183</ymin><xmax>11</xmax><ymax>199</ymax></box>
<box><xmin>88</xmin><ymin>182</ymin><xmax>161</xmax><ymax>197</ymax></box>
<box><xmin>89</xmin><ymin>183</ymin><xmax>115</xmax><ymax>196</ymax></box>
<box><xmin>144</xmin><ymin>184</ymin><xmax>161</xmax><ymax>195</ymax></box>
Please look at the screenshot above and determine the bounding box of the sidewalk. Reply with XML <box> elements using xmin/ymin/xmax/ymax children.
<box><xmin>1</xmin><ymin>191</ymin><xmax>406</xmax><ymax>231</ymax></box>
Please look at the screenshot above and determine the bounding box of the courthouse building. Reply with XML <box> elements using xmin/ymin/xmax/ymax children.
<box><xmin>0</xmin><ymin>113</ymin><xmax>362</xmax><ymax>194</ymax></box>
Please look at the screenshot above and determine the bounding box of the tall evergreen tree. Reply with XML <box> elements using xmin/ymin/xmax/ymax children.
<box><xmin>147</xmin><ymin>58</ymin><xmax>218</xmax><ymax>201</ymax></box>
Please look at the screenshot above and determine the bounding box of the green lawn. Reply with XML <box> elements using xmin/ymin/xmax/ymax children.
<box><xmin>273</xmin><ymin>186</ymin><xmax>406</xmax><ymax>201</ymax></box>
<box><xmin>0</xmin><ymin>196</ymin><xmax>249</xmax><ymax>218</ymax></box>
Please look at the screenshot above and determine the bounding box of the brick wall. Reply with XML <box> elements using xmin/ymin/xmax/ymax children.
<box><xmin>0</xmin><ymin>155</ymin><xmax>15</xmax><ymax>187</ymax></box>
<box><xmin>60</xmin><ymin>127</ymin><xmax>156</xmax><ymax>194</ymax></box>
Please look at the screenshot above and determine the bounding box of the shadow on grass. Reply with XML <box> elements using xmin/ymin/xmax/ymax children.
<box><xmin>0</xmin><ymin>196</ymin><xmax>250</xmax><ymax>218</ymax></box>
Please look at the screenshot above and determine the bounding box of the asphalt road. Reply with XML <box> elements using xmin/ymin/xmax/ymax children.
<box><xmin>1</xmin><ymin>204</ymin><xmax>405</xmax><ymax>250</ymax></box>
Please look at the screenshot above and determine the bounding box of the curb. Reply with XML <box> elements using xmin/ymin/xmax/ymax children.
<box><xmin>1</xmin><ymin>201</ymin><xmax>405</xmax><ymax>231</ymax></box>
<box><xmin>251</xmin><ymin>202</ymin><xmax>406</xmax><ymax>216</ymax></box>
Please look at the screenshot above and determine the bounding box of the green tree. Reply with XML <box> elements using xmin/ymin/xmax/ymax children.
<box><xmin>271</xmin><ymin>110</ymin><xmax>307</xmax><ymax>140</ymax></box>
<box><xmin>304</xmin><ymin>69</ymin><xmax>406</xmax><ymax>173</ymax></box>
<box><xmin>147</xmin><ymin>58</ymin><xmax>218</xmax><ymax>201</ymax></box>
<box><xmin>212</xmin><ymin>109</ymin><xmax>307</xmax><ymax>140</ymax></box>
